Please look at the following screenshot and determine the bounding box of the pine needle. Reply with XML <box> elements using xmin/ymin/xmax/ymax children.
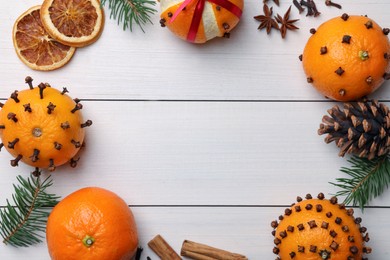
<box><xmin>0</xmin><ymin>175</ymin><xmax>59</xmax><ymax>247</ymax></box>
<box><xmin>101</xmin><ymin>0</ymin><xmax>157</xmax><ymax>32</ymax></box>
<box><xmin>330</xmin><ymin>154</ymin><xmax>390</xmax><ymax>210</ymax></box>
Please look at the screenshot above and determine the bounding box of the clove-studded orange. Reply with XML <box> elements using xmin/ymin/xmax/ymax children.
<box><xmin>0</xmin><ymin>77</ymin><xmax>92</xmax><ymax>170</ymax></box>
<box><xmin>46</xmin><ymin>187</ymin><xmax>138</xmax><ymax>260</ymax></box>
<box><xmin>159</xmin><ymin>0</ymin><xmax>244</xmax><ymax>43</ymax></box>
<box><xmin>271</xmin><ymin>193</ymin><xmax>371</xmax><ymax>259</ymax></box>
<box><xmin>302</xmin><ymin>14</ymin><xmax>390</xmax><ymax>101</ymax></box>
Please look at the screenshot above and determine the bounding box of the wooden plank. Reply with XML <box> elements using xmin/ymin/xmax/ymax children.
<box><xmin>0</xmin><ymin>206</ymin><xmax>388</xmax><ymax>259</ymax></box>
<box><xmin>1</xmin><ymin>1</ymin><xmax>390</xmax><ymax>101</ymax></box>
<box><xmin>1</xmin><ymin>101</ymin><xmax>389</xmax><ymax>206</ymax></box>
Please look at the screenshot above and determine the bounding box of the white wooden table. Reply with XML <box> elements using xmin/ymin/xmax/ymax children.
<box><xmin>1</xmin><ymin>0</ymin><xmax>390</xmax><ymax>259</ymax></box>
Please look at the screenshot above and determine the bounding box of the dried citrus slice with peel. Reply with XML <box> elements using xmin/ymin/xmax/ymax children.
<box><xmin>40</xmin><ymin>0</ymin><xmax>105</xmax><ymax>47</ymax></box>
<box><xmin>12</xmin><ymin>6</ymin><xmax>75</xmax><ymax>71</ymax></box>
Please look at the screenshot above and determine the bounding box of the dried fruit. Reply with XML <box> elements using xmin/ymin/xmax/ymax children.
<box><xmin>301</xmin><ymin>14</ymin><xmax>390</xmax><ymax>101</ymax></box>
<box><xmin>272</xmin><ymin>193</ymin><xmax>371</xmax><ymax>259</ymax></box>
<box><xmin>40</xmin><ymin>0</ymin><xmax>105</xmax><ymax>47</ymax></box>
<box><xmin>0</xmin><ymin>77</ymin><xmax>92</xmax><ymax>170</ymax></box>
<box><xmin>159</xmin><ymin>0</ymin><xmax>243</xmax><ymax>43</ymax></box>
<box><xmin>12</xmin><ymin>6</ymin><xmax>75</xmax><ymax>71</ymax></box>
<box><xmin>46</xmin><ymin>187</ymin><xmax>138</xmax><ymax>259</ymax></box>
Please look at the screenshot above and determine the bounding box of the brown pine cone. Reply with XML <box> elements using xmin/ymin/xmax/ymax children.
<box><xmin>318</xmin><ymin>100</ymin><xmax>390</xmax><ymax>159</ymax></box>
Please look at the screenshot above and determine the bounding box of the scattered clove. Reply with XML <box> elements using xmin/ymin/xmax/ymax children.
<box><xmin>325</xmin><ymin>0</ymin><xmax>341</xmax><ymax>9</ymax></box>
<box><xmin>293</xmin><ymin>0</ymin><xmax>304</xmax><ymax>13</ymax></box>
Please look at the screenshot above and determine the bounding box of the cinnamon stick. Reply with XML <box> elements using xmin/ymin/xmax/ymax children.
<box><xmin>148</xmin><ymin>234</ymin><xmax>182</xmax><ymax>260</ymax></box>
<box><xmin>181</xmin><ymin>240</ymin><xmax>248</xmax><ymax>260</ymax></box>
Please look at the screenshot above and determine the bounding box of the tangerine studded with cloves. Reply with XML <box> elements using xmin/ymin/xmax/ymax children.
<box><xmin>272</xmin><ymin>193</ymin><xmax>371</xmax><ymax>259</ymax></box>
<box><xmin>0</xmin><ymin>77</ymin><xmax>92</xmax><ymax>170</ymax></box>
<box><xmin>301</xmin><ymin>14</ymin><xmax>390</xmax><ymax>101</ymax></box>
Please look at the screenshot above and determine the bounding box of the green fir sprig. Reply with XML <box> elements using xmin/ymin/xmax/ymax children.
<box><xmin>330</xmin><ymin>154</ymin><xmax>390</xmax><ymax>210</ymax></box>
<box><xmin>101</xmin><ymin>0</ymin><xmax>157</xmax><ymax>32</ymax></box>
<box><xmin>0</xmin><ymin>175</ymin><xmax>59</xmax><ymax>247</ymax></box>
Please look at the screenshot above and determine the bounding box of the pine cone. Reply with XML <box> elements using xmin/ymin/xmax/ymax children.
<box><xmin>318</xmin><ymin>100</ymin><xmax>390</xmax><ymax>159</ymax></box>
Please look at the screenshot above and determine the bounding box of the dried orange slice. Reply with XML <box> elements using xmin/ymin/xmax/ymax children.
<box><xmin>40</xmin><ymin>0</ymin><xmax>104</xmax><ymax>47</ymax></box>
<box><xmin>12</xmin><ymin>6</ymin><xmax>76</xmax><ymax>71</ymax></box>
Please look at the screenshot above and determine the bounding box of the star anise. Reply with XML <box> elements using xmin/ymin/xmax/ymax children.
<box><xmin>254</xmin><ymin>4</ymin><xmax>279</xmax><ymax>34</ymax></box>
<box><xmin>263</xmin><ymin>0</ymin><xmax>279</xmax><ymax>6</ymax></box>
<box><xmin>275</xmin><ymin>6</ymin><xmax>299</xmax><ymax>38</ymax></box>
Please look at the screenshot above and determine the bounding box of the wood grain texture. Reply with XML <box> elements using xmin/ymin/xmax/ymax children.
<box><xmin>1</xmin><ymin>207</ymin><xmax>389</xmax><ymax>259</ymax></box>
<box><xmin>1</xmin><ymin>0</ymin><xmax>390</xmax><ymax>259</ymax></box>
<box><xmin>1</xmin><ymin>1</ymin><xmax>389</xmax><ymax>101</ymax></box>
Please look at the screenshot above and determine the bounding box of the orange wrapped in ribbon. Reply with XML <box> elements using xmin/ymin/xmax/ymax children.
<box><xmin>159</xmin><ymin>0</ymin><xmax>243</xmax><ymax>43</ymax></box>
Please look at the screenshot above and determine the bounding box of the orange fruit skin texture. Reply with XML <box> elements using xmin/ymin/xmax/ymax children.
<box><xmin>275</xmin><ymin>199</ymin><xmax>365</xmax><ymax>259</ymax></box>
<box><xmin>0</xmin><ymin>87</ymin><xmax>84</xmax><ymax>169</ymax></box>
<box><xmin>46</xmin><ymin>187</ymin><xmax>138</xmax><ymax>260</ymax></box>
<box><xmin>302</xmin><ymin>15</ymin><xmax>390</xmax><ymax>101</ymax></box>
<box><xmin>160</xmin><ymin>0</ymin><xmax>243</xmax><ymax>43</ymax></box>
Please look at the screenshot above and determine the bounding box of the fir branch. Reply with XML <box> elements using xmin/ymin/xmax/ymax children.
<box><xmin>101</xmin><ymin>0</ymin><xmax>157</xmax><ymax>32</ymax></box>
<box><xmin>330</xmin><ymin>154</ymin><xmax>390</xmax><ymax>209</ymax></box>
<box><xmin>0</xmin><ymin>175</ymin><xmax>59</xmax><ymax>247</ymax></box>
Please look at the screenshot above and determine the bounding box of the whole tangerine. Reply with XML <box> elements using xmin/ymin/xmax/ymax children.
<box><xmin>46</xmin><ymin>187</ymin><xmax>139</xmax><ymax>260</ymax></box>
<box><xmin>0</xmin><ymin>77</ymin><xmax>92</xmax><ymax>170</ymax></box>
<box><xmin>302</xmin><ymin>14</ymin><xmax>390</xmax><ymax>101</ymax></box>
<box><xmin>160</xmin><ymin>0</ymin><xmax>243</xmax><ymax>43</ymax></box>
<box><xmin>271</xmin><ymin>193</ymin><xmax>371</xmax><ymax>259</ymax></box>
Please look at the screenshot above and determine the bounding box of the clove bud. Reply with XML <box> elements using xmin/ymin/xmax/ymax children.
<box><xmin>23</xmin><ymin>103</ymin><xmax>32</xmax><ymax>112</ymax></box>
<box><xmin>10</xmin><ymin>91</ymin><xmax>20</xmax><ymax>103</ymax></box>
<box><xmin>47</xmin><ymin>102</ymin><xmax>56</xmax><ymax>114</ymax></box>
<box><xmin>25</xmin><ymin>76</ymin><xmax>34</xmax><ymax>89</ymax></box>
<box><xmin>71</xmin><ymin>103</ymin><xmax>83</xmax><ymax>113</ymax></box>
<box><xmin>38</xmin><ymin>83</ymin><xmax>46</xmax><ymax>99</ymax></box>
<box><xmin>7</xmin><ymin>112</ymin><xmax>18</xmax><ymax>122</ymax></box>
<box><xmin>81</xmin><ymin>120</ymin><xmax>93</xmax><ymax>128</ymax></box>
<box><xmin>10</xmin><ymin>154</ymin><xmax>23</xmax><ymax>167</ymax></box>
